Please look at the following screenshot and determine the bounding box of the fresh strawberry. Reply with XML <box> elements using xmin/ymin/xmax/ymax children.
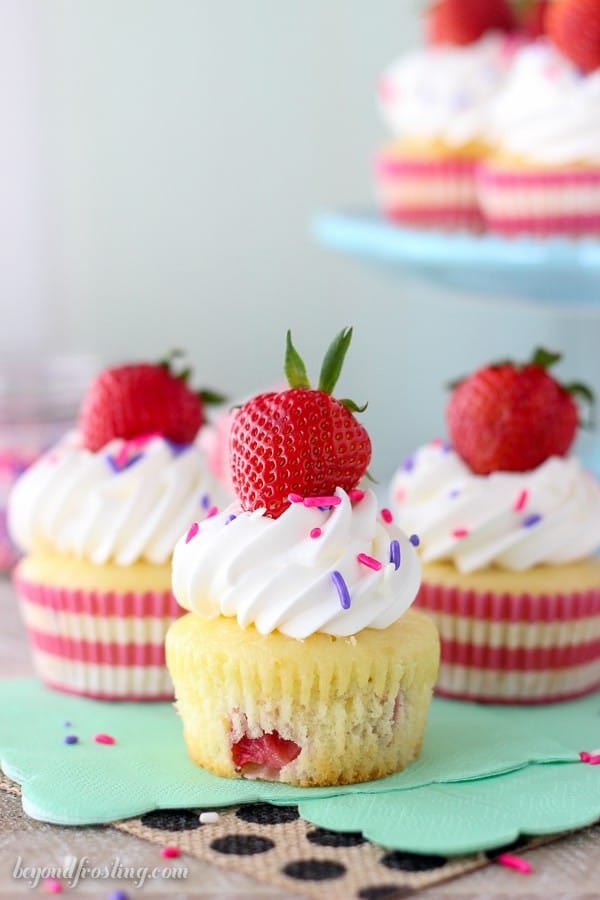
<box><xmin>232</xmin><ymin>731</ymin><xmax>301</xmax><ymax>770</ymax></box>
<box><xmin>547</xmin><ymin>0</ymin><xmax>600</xmax><ymax>73</ymax></box>
<box><xmin>426</xmin><ymin>0</ymin><xmax>516</xmax><ymax>46</ymax></box>
<box><xmin>446</xmin><ymin>348</ymin><xmax>593</xmax><ymax>475</ymax></box>
<box><xmin>230</xmin><ymin>328</ymin><xmax>372</xmax><ymax>519</ymax></box>
<box><xmin>79</xmin><ymin>351</ymin><xmax>225</xmax><ymax>452</ymax></box>
<box><xmin>517</xmin><ymin>0</ymin><xmax>551</xmax><ymax>39</ymax></box>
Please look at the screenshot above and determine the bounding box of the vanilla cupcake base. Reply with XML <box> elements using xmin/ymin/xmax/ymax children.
<box><xmin>14</xmin><ymin>554</ymin><xmax>183</xmax><ymax>700</ymax></box>
<box><xmin>166</xmin><ymin>609</ymin><xmax>439</xmax><ymax>786</ymax></box>
<box><xmin>416</xmin><ymin>560</ymin><xmax>600</xmax><ymax>704</ymax></box>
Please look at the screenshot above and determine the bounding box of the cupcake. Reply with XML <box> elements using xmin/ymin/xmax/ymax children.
<box><xmin>8</xmin><ymin>354</ymin><xmax>229</xmax><ymax>700</ymax></box>
<box><xmin>390</xmin><ymin>348</ymin><xmax>600</xmax><ymax>704</ymax></box>
<box><xmin>376</xmin><ymin>0</ymin><xmax>517</xmax><ymax>230</ymax></box>
<box><xmin>479</xmin><ymin>1</ymin><xmax>600</xmax><ymax>236</ymax></box>
<box><xmin>167</xmin><ymin>329</ymin><xmax>439</xmax><ymax>786</ymax></box>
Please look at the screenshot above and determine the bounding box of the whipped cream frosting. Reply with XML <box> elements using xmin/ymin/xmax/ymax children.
<box><xmin>489</xmin><ymin>41</ymin><xmax>600</xmax><ymax>164</ymax></box>
<box><xmin>172</xmin><ymin>488</ymin><xmax>421</xmax><ymax>639</ymax></box>
<box><xmin>8</xmin><ymin>432</ymin><xmax>227</xmax><ymax>566</ymax></box>
<box><xmin>378</xmin><ymin>33</ymin><xmax>514</xmax><ymax>146</ymax></box>
<box><xmin>390</xmin><ymin>442</ymin><xmax>600</xmax><ymax>574</ymax></box>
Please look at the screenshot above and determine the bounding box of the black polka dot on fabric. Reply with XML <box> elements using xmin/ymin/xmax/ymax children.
<box><xmin>283</xmin><ymin>858</ymin><xmax>347</xmax><ymax>881</ymax></box>
<box><xmin>380</xmin><ymin>850</ymin><xmax>447</xmax><ymax>872</ymax></box>
<box><xmin>359</xmin><ymin>886</ymin><xmax>416</xmax><ymax>899</ymax></box>
<box><xmin>235</xmin><ymin>803</ymin><xmax>299</xmax><ymax>825</ymax></box>
<box><xmin>140</xmin><ymin>809</ymin><xmax>201</xmax><ymax>831</ymax></box>
<box><xmin>210</xmin><ymin>834</ymin><xmax>275</xmax><ymax>856</ymax></box>
<box><xmin>306</xmin><ymin>826</ymin><xmax>366</xmax><ymax>847</ymax></box>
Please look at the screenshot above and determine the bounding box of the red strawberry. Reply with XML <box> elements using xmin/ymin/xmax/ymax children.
<box><xmin>79</xmin><ymin>352</ymin><xmax>225</xmax><ymax>452</ymax></box>
<box><xmin>446</xmin><ymin>348</ymin><xmax>593</xmax><ymax>475</ymax></box>
<box><xmin>426</xmin><ymin>0</ymin><xmax>516</xmax><ymax>46</ymax></box>
<box><xmin>547</xmin><ymin>0</ymin><xmax>600</xmax><ymax>73</ymax></box>
<box><xmin>518</xmin><ymin>0</ymin><xmax>551</xmax><ymax>39</ymax></box>
<box><xmin>232</xmin><ymin>731</ymin><xmax>301</xmax><ymax>771</ymax></box>
<box><xmin>230</xmin><ymin>328</ymin><xmax>372</xmax><ymax>519</ymax></box>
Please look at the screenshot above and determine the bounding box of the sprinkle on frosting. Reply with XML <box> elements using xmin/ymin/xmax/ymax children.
<box><xmin>522</xmin><ymin>513</ymin><xmax>542</xmax><ymax>528</ymax></box>
<box><xmin>451</xmin><ymin>527</ymin><xmax>469</xmax><ymax>539</ymax></box>
<box><xmin>205</xmin><ymin>505</ymin><xmax>219</xmax><ymax>519</ymax></box>
<box><xmin>185</xmin><ymin>522</ymin><xmax>200</xmax><ymax>544</ymax></box>
<box><xmin>200</xmin><ymin>493</ymin><xmax>211</xmax><ymax>510</ymax></box>
<box><xmin>310</xmin><ymin>527</ymin><xmax>322</xmax><ymax>539</ymax></box>
<box><xmin>514</xmin><ymin>489</ymin><xmax>529</xmax><ymax>512</ymax></box>
<box><xmin>389</xmin><ymin>539</ymin><xmax>401</xmax><ymax>570</ymax></box>
<box><xmin>409</xmin><ymin>534</ymin><xmax>420</xmax><ymax>547</ymax></box>
<box><xmin>381</xmin><ymin>508</ymin><xmax>393</xmax><ymax>524</ymax></box>
<box><xmin>304</xmin><ymin>495</ymin><xmax>341</xmax><ymax>508</ymax></box>
<box><xmin>225</xmin><ymin>514</ymin><xmax>236</xmax><ymax>525</ymax></box>
<box><xmin>348</xmin><ymin>488</ymin><xmax>365</xmax><ymax>502</ymax></box>
<box><xmin>402</xmin><ymin>456</ymin><xmax>415</xmax><ymax>472</ymax></box>
<box><xmin>331</xmin><ymin>570</ymin><xmax>351</xmax><ymax>610</ymax></box>
<box><xmin>106</xmin><ymin>451</ymin><xmax>143</xmax><ymax>474</ymax></box>
<box><xmin>357</xmin><ymin>553</ymin><xmax>383</xmax><ymax>572</ymax></box>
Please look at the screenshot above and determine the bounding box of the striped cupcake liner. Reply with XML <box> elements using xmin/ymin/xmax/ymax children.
<box><xmin>375</xmin><ymin>151</ymin><xmax>483</xmax><ymax>230</ymax></box>
<box><xmin>14</xmin><ymin>568</ymin><xmax>184</xmax><ymax>701</ymax></box>
<box><xmin>416</xmin><ymin>581</ymin><xmax>600</xmax><ymax>704</ymax></box>
<box><xmin>477</xmin><ymin>163</ymin><xmax>600</xmax><ymax>236</ymax></box>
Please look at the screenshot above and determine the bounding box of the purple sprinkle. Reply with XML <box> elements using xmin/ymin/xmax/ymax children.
<box><xmin>441</xmin><ymin>441</ymin><xmax>452</xmax><ymax>453</ymax></box>
<box><xmin>108</xmin><ymin>892</ymin><xmax>130</xmax><ymax>900</ymax></box>
<box><xmin>389</xmin><ymin>540</ymin><xmax>401</xmax><ymax>570</ymax></box>
<box><xmin>64</xmin><ymin>735</ymin><xmax>78</xmax><ymax>745</ymax></box>
<box><xmin>164</xmin><ymin>439</ymin><xmax>191</xmax><ymax>456</ymax></box>
<box><xmin>331</xmin><ymin>571</ymin><xmax>351</xmax><ymax>610</ymax></box>
<box><xmin>448</xmin><ymin>488</ymin><xmax>461</xmax><ymax>499</ymax></box>
<box><xmin>225</xmin><ymin>514</ymin><xmax>237</xmax><ymax>524</ymax></box>
<box><xmin>409</xmin><ymin>534</ymin><xmax>420</xmax><ymax>547</ymax></box>
<box><xmin>106</xmin><ymin>452</ymin><xmax>143</xmax><ymax>473</ymax></box>
<box><xmin>318</xmin><ymin>505</ymin><xmax>331</xmax><ymax>511</ymax></box>
<box><xmin>523</xmin><ymin>513</ymin><xmax>542</xmax><ymax>528</ymax></box>
<box><xmin>402</xmin><ymin>456</ymin><xmax>415</xmax><ymax>472</ymax></box>
<box><xmin>200</xmin><ymin>493</ymin><xmax>211</xmax><ymax>510</ymax></box>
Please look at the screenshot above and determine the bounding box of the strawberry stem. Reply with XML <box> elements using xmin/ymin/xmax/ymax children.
<box><xmin>284</xmin><ymin>331</ymin><xmax>311</xmax><ymax>389</ymax></box>
<box><xmin>531</xmin><ymin>347</ymin><xmax>562</xmax><ymax>369</ymax></box>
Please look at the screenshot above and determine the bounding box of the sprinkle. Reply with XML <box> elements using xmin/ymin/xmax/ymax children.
<box><xmin>199</xmin><ymin>811</ymin><xmax>220</xmax><ymax>824</ymax></box>
<box><xmin>357</xmin><ymin>553</ymin><xmax>383</xmax><ymax>572</ymax></box>
<box><xmin>43</xmin><ymin>878</ymin><xmax>63</xmax><ymax>894</ymax></box>
<box><xmin>514</xmin><ymin>489</ymin><xmax>529</xmax><ymax>512</ymax></box>
<box><xmin>205</xmin><ymin>505</ymin><xmax>219</xmax><ymax>519</ymax></box>
<box><xmin>580</xmin><ymin>750</ymin><xmax>600</xmax><ymax>765</ymax></box>
<box><xmin>448</xmin><ymin>488</ymin><xmax>461</xmax><ymax>499</ymax></box>
<box><xmin>108</xmin><ymin>891</ymin><xmax>130</xmax><ymax>900</ymax></box>
<box><xmin>160</xmin><ymin>846</ymin><xmax>181</xmax><ymax>858</ymax></box>
<box><xmin>63</xmin><ymin>735</ymin><xmax>78</xmax><ymax>745</ymax></box>
<box><xmin>523</xmin><ymin>513</ymin><xmax>542</xmax><ymax>528</ymax></box>
<box><xmin>331</xmin><ymin>571</ymin><xmax>351</xmax><ymax>610</ymax></box>
<box><xmin>225</xmin><ymin>514</ymin><xmax>237</xmax><ymax>524</ymax></box>
<box><xmin>288</xmin><ymin>492</ymin><xmax>304</xmax><ymax>503</ymax></box>
<box><xmin>304</xmin><ymin>495</ymin><xmax>341</xmax><ymax>508</ymax></box>
<box><xmin>452</xmin><ymin>528</ymin><xmax>469</xmax><ymax>539</ymax></box>
<box><xmin>381</xmin><ymin>508</ymin><xmax>393</xmax><ymax>524</ymax></box>
<box><xmin>200</xmin><ymin>493</ymin><xmax>211</xmax><ymax>509</ymax></box>
<box><xmin>349</xmin><ymin>489</ymin><xmax>365</xmax><ymax>502</ymax></box>
<box><xmin>409</xmin><ymin>534</ymin><xmax>420</xmax><ymax>547</ymax></box>
<box><xmin>185</xmin><ymin>522</ymin><xmax>199</xmax><ymax>543</ymax></box>
<box><xmin>310</xmin><ymin>527</ymin><xmax>322</xmax><ymax>539</ymax></box>
<box><xmin>580</xmin><ymin>750</ymin><xmax>591</xmax><ymax>762</ymax></box>
<box><xmin>107</xmin><ymin>450</ymin><xmax>143</xmax><ymax>473</ymax></box>
<box><xmin>496</xmin><ymin>853</ymin><xmax>532</xmax><ymax>875</ymax></box>
<box><xmin>401</xmin><ymin>456</ymin><xmax>415</xmax><ymax>472</ymax></box>
<box><xmin>94</xmin><ymin>733</ymin><xmax>116</xmax><ymax>745</ymax></box>
<box><xmin>389</xmin><ymin>540</ymin><xmax>401</xmax><ymax>570</ymax></box>
<box><xmin>394</xmin><ymin>487</ymin><xmax>406</xmax><ymax>503</ymax></box>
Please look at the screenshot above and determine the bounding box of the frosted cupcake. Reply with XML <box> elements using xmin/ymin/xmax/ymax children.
<box><xmin>376</xmin><ymin>0</ymin><xmax>516</xmax><ymax>229</ymax></box>
<box><xmin>167</xmin><ymin>329</ymin><xmax>439</xmax><ymax>786</ymax></box>
<box><xmin>390</xmin><ymin>349</ymin><xmax>600</xmax><ymax>703</ymax></box>
<box><xmin>9</xmin><ymin>354</ymin><xmax>228</xmax><ymax>700</ymax></box>
<box><xmin>479</xmin><ymin>14</ymin><xmax>600</xmax><ymax>235</ymax></box>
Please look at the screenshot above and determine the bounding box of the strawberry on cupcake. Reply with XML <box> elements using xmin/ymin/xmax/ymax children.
<box><xmin>8</xmin><ymin>353</ymin><xmax>228</xmax><ymax>700</ymax></box>
<box><xmin>390</xmin><ymin>348</ymin><xmax>600</xmax><ymax>703</ymax></box>
<box><xmin>166</xmin><ymin>329</ymin><xmax>439</xmax><ymax>787</ymax></box>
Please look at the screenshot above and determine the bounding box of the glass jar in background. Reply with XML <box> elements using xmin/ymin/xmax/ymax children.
<box><xmin>0</xmin><ymin>354</ymin><xmax>99</xmax><ymax>574</ymax></box>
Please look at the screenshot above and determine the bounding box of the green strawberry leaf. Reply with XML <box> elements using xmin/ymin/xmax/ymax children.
<box><xmin>565</xmin><ymin>382</ymin><xmax>596</xmax><ymax>430</ymax></box>
<box><xmin>284</xmin><ymin>331</ymin><xmax>311</xmax><ymax>389</ymax></box>
<box><xmin>531</xmin><ymin>347</ymin><xmax>562</xmax><ymax>369</ymax></box>
<box><xmin>198</xmin><ymin>389</ymin><xmax>228</xmax><ymax>406</ymax></box>
<box><xmin>158</xmin><ymin>348</ymin><xmax>185</xmax><ymax>371</ymax></box>
<box><xmin>318</xmin><ymin>327</ymin><xmax>353</xmax><ymax>395</ymax></box>
<box><xmin>340</xmin><ymin>398</ymin><xmax>368</xmax><ymax>414</ymax></box>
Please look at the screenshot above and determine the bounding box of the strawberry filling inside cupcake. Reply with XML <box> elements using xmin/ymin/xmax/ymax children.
<box><xmin>231</xmin><ymin>730</ymin><xmax>301</xmax><ymax>778</ymax></box>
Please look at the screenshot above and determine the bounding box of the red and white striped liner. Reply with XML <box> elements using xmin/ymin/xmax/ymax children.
<box><xmin>14</xmin><ymin>568</ymin><xmax>184</xmax><ymax>701</ymax></box>
<box><xmin>416</xmin><ymin>581</ymin><xmax>600</xmax><ymax>704</ymax></box>
<box><xmin>477</xmin><ymin>162</ymin><xmax>600</xmax><ymax>236</ymax></box>
<box><xmin>375</xmin><ymin>151</ymin><xmax>483</xmax><ymax>231</ymax></box>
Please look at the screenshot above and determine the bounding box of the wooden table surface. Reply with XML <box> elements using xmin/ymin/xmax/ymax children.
<box><xmin>1</xmin><ymin>573</ymin><xmax>599</xmax><ymax>899</ymax></box>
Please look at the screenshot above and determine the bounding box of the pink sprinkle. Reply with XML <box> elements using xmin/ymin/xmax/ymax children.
<box><xmin>114</xmin><ymin>443</ymin><xmax>130</xmax><ymax>469</ymax></box>
<box><xmin>430</xmin><ymin>437</ymin><xmax>443</xmax><ymax>447</ymax></box>
<box><xmin>310</xmin><ymin>527</ymin><xmax>322</xmax><ymax>539</ymax></box>
<box><xmin>357</xmin><ymin>553</ymin><xmax>382</xmax><ymax>572</ymax></box>
<box><xmin>205</xmin><ymin>505</ymin><xmax>219</xmax><ymax>518</ymax></box>
<box><xmin>43</xmin><ymin>879</ymin><xmax>63</xmax><ymax>894</ymax></box>
<box><xmin>381</xmin><ymin>508</ymin><xmax>393</xmax><ymax>524</ymax></box>
<box><xmin>394</xmin><ymin>487</ymin><xmax>406</xmax><ymax>503</ymax></box>
<box><xmin>349</xmin><ymin>489</ymin><xmax>365</xmax><ymax>502</ymax></box>
<box><xmin>513</xmin><ymin>489</ymin><xmax>528</xmax><ymax>512</ymax></box>
<box><xmin>94</xmin><ymin>733</ymin><xmax>116</xmax><ymax>745</ymax></box>
<box><xmin>496</xmin><ymin>853</ymin><xmax>532</xmax><ymax>875</ymax></box>
<box><xmin>580</xmin><ymin>751</ymin><xmax>591</xmax><ymax>762</ymax></box>
<box><xmin>288</xmin><ymin>493</ymin><xmax>304</xmax><ymax>503</ymax></box>
<box><xmin>303</xmin><ymin>495</ymin><xmax>341</xmax><ymax>508</ymax></box>
<box><xmin>160</xmin><ymin>846</ymin><xmax>181</xmax><ymax>858</ymax></box>
<box><xmin>185</xmin><ymin>522</ymin><xmax>199</xmax><ymax>544</ymax></box>
<box><xmin>452</xmin><ymin>528</ymin><xmax>469</xmax><ymax>539</ymax></box>
<box><xmin>582</xmin><ymin>752</ymin><xmax>600</xmax><ymax>765</ymax></box>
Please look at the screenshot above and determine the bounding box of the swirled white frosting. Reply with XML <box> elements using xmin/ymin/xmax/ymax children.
<box><xmin>172</xmin><ymin>488</ymin><xmax>421</xmax><ymax>639</ymax></box>
<box><xmin>390</xmin><ymin>443</ymin><xmax>600</xmax><ymax>573</ymax></box>
<box><xmin>378</xmin><ymin>33</ymin><xmax>514</xmax><ymax>146</ymax></box>
<box><xmin>489</xmin><ymin>41</ymin><xmax>600</xmax><ymax>164</ymax></box>
<box><xmin>8</xmin><ymin>431</ymin><xmax>229</xmax><ymax>566</ymax></box>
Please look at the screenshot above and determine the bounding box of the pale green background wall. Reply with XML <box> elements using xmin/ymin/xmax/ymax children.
<box><xmin>1</xmin><ymin>0</ymin><xmax>598</xmax><ymax>481</ymax></box>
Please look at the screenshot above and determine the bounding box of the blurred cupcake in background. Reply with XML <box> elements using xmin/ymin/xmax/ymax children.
<box><xmin>8</xmin><ymin>352</ymin><xmax>229</xmax><ymax>700</ymax></box>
